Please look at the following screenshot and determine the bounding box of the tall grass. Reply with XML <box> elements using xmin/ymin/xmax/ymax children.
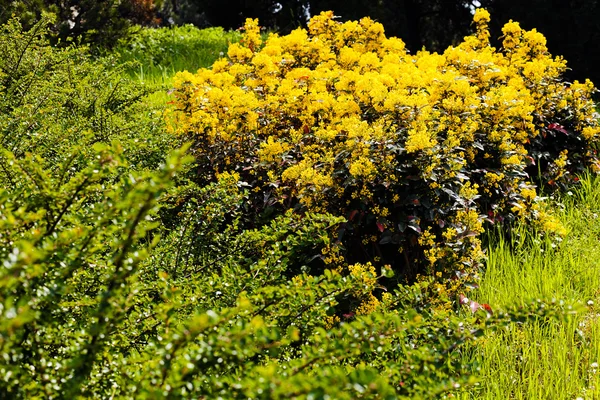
<box><xmin>460</xmin><ymin>173</ymin><xmax>600</xmax><ymax>399</ymax></box>
<box><xmin>113</xmin><ymin>25</ymin><xmax>242</xmax><ymax>86</ymax></box>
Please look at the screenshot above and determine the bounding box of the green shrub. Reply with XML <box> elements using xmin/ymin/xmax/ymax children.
<box><xmin>0</xmin><ymin>143</ymin><xmax>189</xmax><ymax>397</ymax></box>
<box><xmin>0</xmin><ymin>16</ymin><xmax>174</xmax><ymax>177</ymax></box>
<box><xmin>0</xmin><ymin>150</ymin><xmax>576</xmax><ymax>397</ymax></box>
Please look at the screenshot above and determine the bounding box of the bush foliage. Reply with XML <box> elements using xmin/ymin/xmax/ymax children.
<box><xmin>0</xmin><ymin>11</ymin><xmax>595</xmax><ymax>399</ymax></box>
<box><xmin>0</xmin><ymin>17</ymin><xmax>172</xmax><ymax>173</ymax></box>
<box><xmin>0</xmin><ymin>0</ymin><xmax>159</xmax><ymax>49</ymax></box>
<box><xmin>170</xmin><ymin>10</ymin><xmax>600</xmax><ymax>284</ymax></box>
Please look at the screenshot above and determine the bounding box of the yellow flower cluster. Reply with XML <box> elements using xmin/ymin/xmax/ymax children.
<box><xmin>258</xmin><ymin>136</ymin><xmax>290</xmax><ymax>163</ymax></box>
<box><xmin>459</xmin><ymin>182</ymin><xmax>479</xmax><ymax>201</ymax></box>
<box><xmin>355</xmin><ymin>293</ymin><xmax>381</xmax><ymax>316</ymax></box>
<box><xmin>348</xmin><ymin>262</ymin><xmax>378</xmax><ymax>290</ymax></box>
<box><xmin>346</xmin><ymin>262</ymin><xmax>383</xmax><ymax>314</ymax></box>
<box><xmin>536</xmin><ymin>210</ymin><xmax>567</xmax><ymax>237</ymax></box>
<box><xmin>455</xmin><ymin>209</ymin><xmax>484</xmax><ymax>234</ymax></box>
<box><xmin>521</xmin><ymin>187</ymin><xmax>537</xmax><ymax>202</ymax></box>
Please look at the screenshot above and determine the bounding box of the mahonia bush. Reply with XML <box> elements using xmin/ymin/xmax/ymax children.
<box><xmin>170</xmin><ymin>9</ymin><xmax>600</xmax><ymax>284</ymax></box>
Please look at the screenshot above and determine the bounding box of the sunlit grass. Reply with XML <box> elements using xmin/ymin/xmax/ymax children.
<box><xmin>113</xmin><ymin>24</ymin><xmax>242</xmax><ymax>86</ymax></box>
<box><xmin>460</xmin><ymin>173</ymin><xmax>600</xmax><ymax>399</ymax></box>
<box><xmin>110</xmin><ymin>25</ymin><xmax>242</xmax><ymax>118</ymax></box>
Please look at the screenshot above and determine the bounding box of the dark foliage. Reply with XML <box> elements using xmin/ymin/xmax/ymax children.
<box><xmin>0</xmin><ymin>0</ymin><xmax>159</xmax><ymax>49</ymax></box>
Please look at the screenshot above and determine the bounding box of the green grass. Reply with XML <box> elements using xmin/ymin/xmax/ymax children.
<box><xmin>113</xmin><ymin>24</ymin><xmax>242</xmax><ymax>86</ymax></box>
<box><xmin>108</xmin><ymin>24</ymin><xmax>243</xmax><ymax>114</ymax></box>
<box><xmin>460</xmin><ymin>174</ymin><xmax>600</xmax><ymax>399</ymax></box>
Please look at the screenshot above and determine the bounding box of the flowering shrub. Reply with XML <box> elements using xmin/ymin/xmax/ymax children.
<box><xmin>170</xmin><ymin>9</ymin><xmax>599</xmax><ymax>283</ymax></box>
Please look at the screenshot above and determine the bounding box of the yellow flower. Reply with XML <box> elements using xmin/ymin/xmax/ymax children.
<box><xmin>582</xmin><ymin>126</ymin><xmax>599</xmax><ymax>140</ymax></box>
<box><xmin>473</xmin><ymin>8</ymin><xmax>491</xmax><ymax>24</ymax></box>
<box><xmin>521</xmin><ymin>187</ymin><xmax>537</xmax><ymax>202</ymax></box>
<box><xmin>258</xmin><ymin>136</ymin><xmax>290</xmax><ymax>163</ymax></box>
<box><xmin>554</xmin><ymin>149</ymin><xmax>568</xmax><ymax>169</ymax></box>
<box><xmin>355</xmin><ymin>294</ymin><xmax>381</xmax><ymax>315</ymax></box>
<box><xmin>348</xmin><ymin>262</ymin><xmax>378</xmax><ymax>288</ymax></box>
<box><xmin>349</xmin><ymin>156</ymin><xmax>376</xmax><ymax>179</ymax></box>
<box><xmin>406</xmin><ymin>125</ymin><xmax>435</xmax><ymax>153</ymax></box>
<box><xmin>459</xmin><ymin>182</ymin><xmax>479</xmax><ymax>200</ymax></box>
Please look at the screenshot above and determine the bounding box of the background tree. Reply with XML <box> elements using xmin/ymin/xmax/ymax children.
<box><xmin>158</xmin><ymin>0</ymin><xmax>310</xmax><ymax>32</ymax></box>
<box><xmin>479</xmin><ymin>0</ymin><xmax>600</xmax><ymax>86</ymax></box>
<box><xmin>309</xmin><ymin>0</ymin><xmax>476</xmax><ymax>53</ymax></box>
<box><xmin>5</xmin><ymin>0</ymin><xmax>598</xmax><ymax>86</ymax></box>
<box><xmin>0</xmin><ymin>0</ymin><xmax>159</xmax><ymax>48</ymax></box>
